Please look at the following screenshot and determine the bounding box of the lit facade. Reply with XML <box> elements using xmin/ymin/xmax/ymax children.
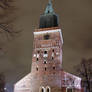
<box><xmin>14</xmin><ymin>1</ymin><xmax>83</xmax><ymax>92</ymax></box>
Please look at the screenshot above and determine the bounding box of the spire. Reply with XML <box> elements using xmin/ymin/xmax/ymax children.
<box><xmin>44</xmin><ymin>0</ymin><xmax>54</xmax><ymax>14</ymax></box>
<box><xmin>39</xmin><ymin>0</ymin><xmax>59</xmax><ymax>28</ymax></box>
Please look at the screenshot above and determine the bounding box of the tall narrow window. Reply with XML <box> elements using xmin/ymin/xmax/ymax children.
<box><xmin>51</xmin><ymin>52</ymin><xmax>54</xmax><ymax>60</ymax></box>
<box><xmin>47</xmin><ymin>88</ymin><xmax>50</xmax><ymax>92</ymax></box>
<box><xmin>37</xmin><ymin>58</ymin><xmax>39</xmax><ymax>61</ymax></box>
<box><xmin>45</xmin><ymin>67</ymin><xmax>47</xmax><ymax>71</ymax></box>
<box><xmin>44</xmin><ymin>51</ymin><xmax>47</xmax><ymax>54</ymax></box>
<box><xmin>36</xmin><ymin>67</ymin><xmax>38</xmax><ymax>71</ymax></box>
<box><xmin>52</xmin><ymin>49</ymin><xmax>54</xmax><ymax>52</ymax></box>
<box><xmin>38</xmin><ymin>51</ymin><xmax>40</xmax><ymax>53</ymax></box>
<box><xmin>39</xmin><ymin>87</ymin><xmax>45</xmax><ymax>92</ymax></box>
<box><xmin>46</xmin><ymin>86</ymin><xmax>51</xmax><ymax>92</ymax></box>
<box><xmin>44</xmin><ymin>60</ymin><xmax>47</xmax><ymax>64</ymax></box>
<box><xmin>41</xmin><ymin>88</ymin><xmax>44</xmax><ymax>92</ymax></box>
<box><xmin>43</xmin><ymin>51</ymin><xmax>48</xmax><ymax>57</ymax></box>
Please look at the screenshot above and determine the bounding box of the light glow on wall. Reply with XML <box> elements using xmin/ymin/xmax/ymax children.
<box><xmin>34</xmin><ymin>29</ymin><xmax>63</xmax><ymax>44</ymax></box>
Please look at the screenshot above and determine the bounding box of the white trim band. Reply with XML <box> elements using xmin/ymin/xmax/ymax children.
<box><xmin>34</xmin><ymin>29</ymin><xmax>63</xmax><ymax>44</ymax></box>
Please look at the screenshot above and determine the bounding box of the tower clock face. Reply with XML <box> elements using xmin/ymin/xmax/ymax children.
<box><xmin>44</xmin><ymin>34</ymin><xmax>50</xmax><ymax>40</ymax></box>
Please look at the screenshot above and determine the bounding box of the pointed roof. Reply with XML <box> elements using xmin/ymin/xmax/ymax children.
<box><xmin>44</xmin><ymin>0</ymin><xmax>54</xmax><ymax>14</ymax></box>
<box><xmin>39</xmin><ymin>0</ymin><xmax>59</xmax><ymax>28</ymax></box>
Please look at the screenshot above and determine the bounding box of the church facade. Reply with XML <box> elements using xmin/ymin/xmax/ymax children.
<box><xmin>14</xmin><ymin>1</ymin><xmax>83</xmax><ymax>92</ymax></box>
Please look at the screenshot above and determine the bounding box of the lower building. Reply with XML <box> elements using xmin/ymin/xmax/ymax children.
<box><xmin>14</xmin><ymin>70</ymin><xmax>82</xmax><ymax>92</ymax></box>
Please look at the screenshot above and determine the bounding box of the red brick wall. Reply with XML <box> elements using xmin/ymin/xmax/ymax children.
<box><xmin>30</xmin><ymin>28</ymin><xmax>63</xmax><ymax>92</ymax></box>
<box><xmin>14</xmin><ymin>28</ymin><xmax>83</xmax><ymax>92</ymax></box>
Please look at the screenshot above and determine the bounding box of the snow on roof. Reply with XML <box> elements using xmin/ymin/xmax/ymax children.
<box><xmin>61</xmin><ymin>71</ymin><xmax>81</xmax><ymax>89</ymax></box>
<box><xmin>14</xmin><ymin>73</ymin><xmax>31</xmax><ymax>91</ymax></box>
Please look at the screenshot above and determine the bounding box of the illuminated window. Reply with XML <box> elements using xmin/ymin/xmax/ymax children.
<box><xmin>33</xmin><ymin>54</ymin><xmax>36</xmax><ymax>57</ymax></box>
<box><xmin>56</xmin><ymin>52</ymin><xmax>59</xmax><ymax>55</ymax></box>
<box><xmin>52</xmin><ymin>53</ymin><xmax>54</xmax><ymax>56</ymax></box>
<box><xmin>37</xmin><ymin>54</ymin><xmax>39</xmax><ymax>58</ymax></box>
<box><xmin>43</xmin><ymin>51</ymin><xmax>48</xmax><ymax>57</ymax></box>
<box><xmin>43</xmin><ymin>54</ymin><xmax>48</xmax><ymax>57</ymax></box>
<box><xmin>51</xmin><ymin>53</ymin><xmax>54</xmax><ymax>60</ymax></box>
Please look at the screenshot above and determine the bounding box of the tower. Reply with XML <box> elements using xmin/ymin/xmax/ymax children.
<box><xmin>14</xmin><ymin>1</ymin><xmax>83</xmax><ymax>92</ymax></box>
<box><xmin>31</xmin><ymin>0</ymin><xmax>63</xmax><ymax>91</ymax></box>
<box><xmin>30</xmin><ymin>0</ymin><xmax>63</xmax><ymax>91</ymax></box>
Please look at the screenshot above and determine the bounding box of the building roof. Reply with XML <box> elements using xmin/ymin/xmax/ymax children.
<box><xmin>39</xmin><ymin>0</ymin><xmax>59</xmax><ymax>28</ymax></box>
<box><xmin>14</xmin><ymin>71</ymin><xmax>81</xmax><ymax>91</ymax></box>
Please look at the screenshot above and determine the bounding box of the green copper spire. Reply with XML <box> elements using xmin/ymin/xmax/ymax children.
<box><xmin>44</xmin><ymin>0</ymin><xmax>54</xmax><ymax>14</ymax></box>
<box><xmin>39</xmin><ymin>0</ymin><xmax>59</xmax><ymax>28</ymax></box>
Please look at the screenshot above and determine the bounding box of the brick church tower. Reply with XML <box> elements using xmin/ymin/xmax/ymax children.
<box><xmin>14</xmin><ymin>0</ymin><xmax>83</xmax><ymax>92</ymax></box>
<box><xmin>31</xmin><ymin>0</ymin><xmax>63</xmax><ymax>91</ymax></box>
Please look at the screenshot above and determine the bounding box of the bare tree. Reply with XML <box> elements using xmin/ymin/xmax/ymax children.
<box><xmin>0</xmin><ymin>0</ymin><xmax>17</xmax><ymax>35</ymax></box>
<box><xmin>75</xmin><ymin>58</ymin><xmax>92</xmax><ymax>92</ymax></box>
<box><xmin>0</xmin><ymin>0</ymin><xmax>21</xmax><ymax>54</ymax></box>
<box><xmin>0</xmin><ymin>73</ymin><xmax>5</xmax><ymax>92</ymax></box>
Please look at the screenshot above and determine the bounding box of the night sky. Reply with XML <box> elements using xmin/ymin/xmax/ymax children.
<box><xmin>0</xmin><ymin>0</ymin><xmax>92</xmax><ymax>86</ymax></box>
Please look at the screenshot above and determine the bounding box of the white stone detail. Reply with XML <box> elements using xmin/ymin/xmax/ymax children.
<box><xmin>34</xmin><ymin>29</ymin><xmax>63</xmax><ymax>44</ymax></box>
<box><xmin>52</xmin><ymin>53</ymin><xmax>54</xmax><ymax>57</ymax></box>
<box><xmin>56</xmin><ymin>52</ymin><xmax>59</xmax><ymax>55</ymax></box>
<box><xmin>37</xmin><ymin>54</ymin><xmax>39</xmax><ymax>58</ymax></box>
<box><xmin>43</xmin><ymin>54</ymin><xmax>48</xmax><ymax>57</ymax></box>
<box><xmin>33</xmin><ymin>54</ymin><xmax>36</xmax><ymax>57</ymax></box>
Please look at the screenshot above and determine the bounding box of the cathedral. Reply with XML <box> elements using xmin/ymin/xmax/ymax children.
<box><xmin>14</xmin><ymin>0</ymin><xmax>83</xmax><ymax>92</ymax></box>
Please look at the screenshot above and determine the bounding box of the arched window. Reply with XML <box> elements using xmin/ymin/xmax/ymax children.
<box><xmin>52</xmin><ymin>49</ymin><xmax>54</xmax><ymax>52</ymax></box>
<box><xmin>47</xmin><ymin>88</ymin><xmax>50</xmax><ymax>92</ymax></box>
<box><xmin>41</xmin><ymin>88</ymin><xmax>44</xmax><ymax>92</ymax></box>
<box><xmin>53</xmin><ymin>66</ymin><xmax>55</xmax><ymax>70</ymax></box>
<box><xmin>36</xmin><ymin>58</ymin><xmax>39</xmax><ymax>61</ymax></box>
<box><xmin>43</xmin><ymin>51</ymin><xmax>48</xmax><ymax>58</ymax></box>
<box><xmin>46</xmin><ymin>86</ymin><xmax>51</xmax><ymax>92</ymax></box>
<box><xmin>44</xmin><ymin>60</ymin><xmax>47</xmax><ymax>64</ymax></box>
<box><xmin>36</xmin><ymin>67</ymin><xmax>38</xmax><ymax>71</ymax></box>
<box><xmin>44</xmin><ymin>51</ymin><xmax>47</xmax><ymax>54</ymax></box>
<box><xmin>39</xmin><ymin>87</ymin><xmax>45</xmax><ymax>92</ymax></box>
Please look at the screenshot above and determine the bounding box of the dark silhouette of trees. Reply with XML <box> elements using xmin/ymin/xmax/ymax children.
<box><xmin>75</xmin><ymin>58</ymin><xmax>92</xmax><ymax>92</ymax></box>
<box><xmin>0</xmin><ymin>73</ymin><xmax>6</xmax><ymax>92</ymax></box>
